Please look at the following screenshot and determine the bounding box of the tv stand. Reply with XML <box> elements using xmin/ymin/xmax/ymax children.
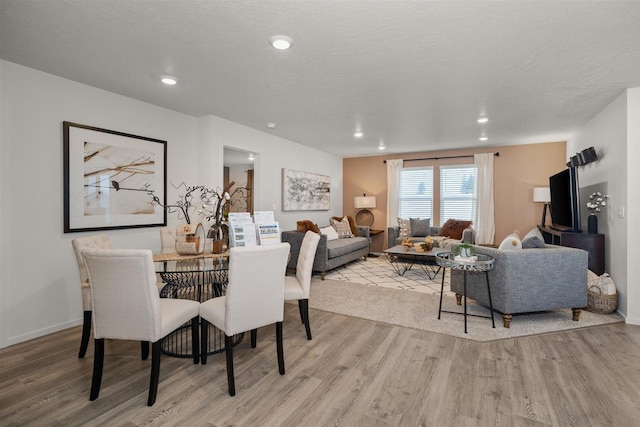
<box><xmin>537</xmin><ymin>226</ymin><xmax>605</xmax><ymax>275</ymax></box>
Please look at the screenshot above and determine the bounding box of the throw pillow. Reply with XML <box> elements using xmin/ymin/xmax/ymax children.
<box><xmin>331</xmin><ymin>215</ymin><xmax>360</xmax><ymax>237</ymax></box>
<box><xmin>498</xmin><ymin>232</ymin><xmax>522</xmax><ymax>250</ymax></box>
<box><xmin>330</xmin><ymin>216</ymin><xmax>354</xmax><ymax>238</ymax></box>
<box><xmin>296</xmin><ymin>220</ymin><xmax>319</xmax><ymax>234</ymax></box>
<box><xmin>397</xmin><ymin>217</ymin><xmax>411</xmax><ymax>238</ymax></box>
<box><xmin>521</xmin><ymin>227</ymin><xmax>546</xmax><ymax>249</ymax></box>
<box><xmin>410</xmin><ymin>218</ymin><xmax>430</xmax><ymax>237</ymax></box>
<box><xmin>319</xmin><ymin>225</ymin><xmax>339</xmax><ymax>241</ymax></box>
<box><xmin>439</xmin><ymin>219</ymin><xmax>473</xmax><ymax>240</ymax></box>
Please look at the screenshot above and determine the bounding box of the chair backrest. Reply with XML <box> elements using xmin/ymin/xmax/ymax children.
<box><xmin>225</xmin><ymin>243</ymin><xmax>290</xmax><ymax>335</ymax></box>
<box><xmin>71</xmin><ymin>234</ymin><xmax>112</xmax><ymax>283</ymax></box>
<box><xmin>81</xmin><ymin>248</ymin><xmax>162</xmax><ymax>342</ymax></box>
<box><xmin>296</xmin><ymin>231</ymin><xmax>321</xmax><ymax>298</ymax></box>
<box><xmin>160</xmin><ymin>227</ymin><xmax>176</xmax><ymax>253</ymax></box>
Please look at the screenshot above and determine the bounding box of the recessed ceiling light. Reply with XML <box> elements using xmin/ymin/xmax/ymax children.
<box><xmin>266</xmin><ymin>123</ymin><xmax>276</xmax><ymax>129</ymax></box>
<box><xmin>378</xmin><ymin>146</ymin><xmax>386</xmax><ymax>150</ymax></box>
<box><xmin>477</xmin><ymin>117</ymin><xmax>489</xmax><ymax>124</ymax></box>
<box><xmin>161</xmin><ymin>77</ymin><xmax>177</xmax><ymax>85</ymax></box>
<box><xmin>269</xmin><ymin>35</ymin><xmax>293</xmax><ymax>50</ymax></box>
<box><xmin>354</xmin><ymin>131</ymin><xmax>363</xmax><ymax>138</ymax></box>
<box><xmin>248</xmin><ymin>153</ymin><xmax>255</xmax><ymax>161</ymax></box>
<box><xmin>479</xmin><ymin>136</ymin><xmax>488</xmax><ymax>141</ymax></box>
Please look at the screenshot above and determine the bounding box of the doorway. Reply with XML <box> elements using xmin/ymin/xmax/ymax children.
<box><xmin>223</xmin><ymin>148</ymin><xmax>255</xmax><ymax>215</ymax></box>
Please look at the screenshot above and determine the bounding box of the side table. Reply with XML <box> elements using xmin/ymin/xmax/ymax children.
<box><xmin>435</xmin><ymin>252</ymin><xmax>495</xmax><ymax>333</ymax></box>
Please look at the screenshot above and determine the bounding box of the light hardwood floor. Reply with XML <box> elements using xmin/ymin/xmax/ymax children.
<box><xmin>1</xmin><ymin>303</ymin><xmax>640</xmax><ymax>426</ymax></box>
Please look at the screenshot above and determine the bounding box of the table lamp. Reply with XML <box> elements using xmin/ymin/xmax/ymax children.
<box><xmin>533</xmin><ymin>187</ymin><xmax>551</xmax><ymax>227</ymax></box>
<box><xmin>354</xmin><ymin>194</ymin><xmax>376</xmax><ymax>227</ymax></box>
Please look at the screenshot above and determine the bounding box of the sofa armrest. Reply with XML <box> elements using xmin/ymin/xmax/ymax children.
<box><xmin>281</xmin><ymin>230</ymin><xmax>328</xmax><ymax>271</ymax></box>
<box><xmin>387</xmin><ymin>226</ymin><xmax>399</xmax><ymax>248</ymax></box>
<box><xmin>357</xmin><ymin>225</ymin><xmax>370</xmax><ymax>240</ymax></box>
<box><xmin>461</xmin><ymin>227</ymin><xmax>475</xmax><ymax>244</ymax></box>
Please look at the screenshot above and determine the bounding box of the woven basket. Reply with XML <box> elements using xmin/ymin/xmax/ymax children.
<box><xmin>587</xmin><ymin>285</ymin><xmax>618</xmax><ymax>314</ymax></box>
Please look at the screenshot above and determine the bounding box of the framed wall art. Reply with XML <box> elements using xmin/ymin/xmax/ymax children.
<box><xmin>63</xmin><ymin>121</ymin><xmax>167</xmax><ymax>232</ymax></box>
<box><xmin>282</xmin><ymin>168</ymin><xmax>330</xmax><ymax>211</ymax></box>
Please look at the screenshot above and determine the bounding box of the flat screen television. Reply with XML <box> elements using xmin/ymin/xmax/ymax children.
<box><xmin>549</xmin><ymin>167</ymin><xmax>581</xmax><ymax>232</ymax></box>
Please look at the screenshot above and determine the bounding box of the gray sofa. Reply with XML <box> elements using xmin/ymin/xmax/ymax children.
<box><xmin>449</xmin><ymin>243</ymin><xmax>588</xmax><ymax>328</ymax></box>
<box><xmin>387</xmin><ymin>225</ymin><xmax>475</xmax><ymax>249</ymax></box>
<box><xmin>282</xmin><ymin>226</ymin><xmax>370</xmax><ymax>280</ymax></box>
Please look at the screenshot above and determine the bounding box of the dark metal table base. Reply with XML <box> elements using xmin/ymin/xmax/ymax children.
<box><xmin>386</xmin><ymin>253</ymin><xmax>442</xmax><ymax>279</ymax></box>
<box><xmin>159</xmin><ymin>269</ymin><xmax>243</xmax><ymax>358</ymax></box>
<box><xmin>438</xmin><ymin>269</ymin><xmax>495</xmax><ymax>333</ymax></box>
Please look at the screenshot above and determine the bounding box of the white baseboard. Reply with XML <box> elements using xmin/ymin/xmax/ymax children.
<box><xmin>4</xmin><ymin>318</ymin><xmax>82</xmax><ymax>348</ymax></box>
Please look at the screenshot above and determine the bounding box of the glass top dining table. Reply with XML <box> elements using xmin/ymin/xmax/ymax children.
<box><xmin>153</xmin><ymin>252</ymin><xmax>241</xmax><ymax>359</ymax></box>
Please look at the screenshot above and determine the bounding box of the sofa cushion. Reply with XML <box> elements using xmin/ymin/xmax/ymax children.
<box><xmin>319</xmin><ymin>226</ymin><xmax>339</xmax><ymax>241</ymax></box>
<box><xmin>397</xmin><ymin>218</ymin><xmax>411</xmax><ymax>238</ymax></box>
<box><xmin>521</xmin><ymin>227</ymin><xmax>546</xmax><ymax>249</ymax></box>
<box><xmin>297</xmin><ymin>220</ymin><xmax>319</xmax><ymax>234</ymax></box>
<box><xmin>439</xmin><ymin>219</ymin><xmax>472</xmax><ymax>240</ymax></box>
<box><xmin>331</xmin><ymin>215</ymin><xmax>359</xmax><ymax>237</ymax></box>
<box><xmin>330</xmin><ymin>216</ymin><xmax>354</xmax><ymax>238</ymax></box>
<box><xmin>327</xmin><ymin>237</ymin><xmax>369</xmax><ymax>259</ymax></box>
<box><xmin>410</xmin><ymin>218</ymin><xmax>430</xmax><ymax>237</ymax></box>
<box><xmin>498</xmin><ymin>232</ymin><xmax>522</xmax><ymax>250</ymax></box>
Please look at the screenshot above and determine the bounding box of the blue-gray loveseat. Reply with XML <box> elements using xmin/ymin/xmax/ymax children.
<box><xmin>282</xmin><ymin>226</ymin><xmax>370</xmax><ymax>280</ymax></box>
<box><xmin>449</xmin><ymin>243</ymin><xmax>588</xmax><ymax>328</ymax></box>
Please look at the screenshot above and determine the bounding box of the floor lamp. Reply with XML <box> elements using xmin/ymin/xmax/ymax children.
<box><xmin>533</xmin><ymin>187</ymin><xmax>551</xmax><ymax>227</ymax></box>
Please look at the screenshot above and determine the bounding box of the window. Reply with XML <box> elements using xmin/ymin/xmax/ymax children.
<box><xmin>440</xmin><ymin>165</ymin><xmax>477</xmax><ymax>224</ymax></box>
<box><xmin>398</xmin><ymin>167</ymin><xmax>433</xmax><ymax>220</ymax></box>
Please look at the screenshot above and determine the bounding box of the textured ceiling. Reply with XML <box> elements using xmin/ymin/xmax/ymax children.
<box><xmin>2</xmin><ymin>0</ymin><xmax>640</xmax><ymax>157</ymax></box>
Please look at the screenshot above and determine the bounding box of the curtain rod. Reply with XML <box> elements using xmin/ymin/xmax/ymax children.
<box><xmin>383</xmin><ymin>152</ymin><xmax>499</xmax><ymax>163</ymax></box>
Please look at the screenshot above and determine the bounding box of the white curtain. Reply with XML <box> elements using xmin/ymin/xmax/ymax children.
<box><xmin>386</xmin><ymin>159</ymin><xmax>403</xmax><ymax>227</ymax></box>
<box><xmin>474</xmin><ymin>153</ymin><xmax>495</xmax><ymax>245</ymax></box>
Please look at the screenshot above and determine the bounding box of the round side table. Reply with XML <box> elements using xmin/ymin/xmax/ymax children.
<box><xmin>435</xmin><ymin>252</ymin><xmax>495</xmax><ymax>333</ymax></box>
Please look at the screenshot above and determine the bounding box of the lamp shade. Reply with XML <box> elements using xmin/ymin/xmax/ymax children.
<box><xmin>354</xmin><ymin>196</ymin><xmax>376</xmax><ymax>209</ymax></box>
<box><xmin>533</xmin><ymin>187</ymin><xmax>550</xmax><ymax>203</ymax></box>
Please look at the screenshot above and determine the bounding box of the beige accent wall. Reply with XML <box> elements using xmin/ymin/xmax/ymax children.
<box><xmin>344</xmin><ymin>141</ymin><xmax>567</xmax><ymax>252</ymax></box>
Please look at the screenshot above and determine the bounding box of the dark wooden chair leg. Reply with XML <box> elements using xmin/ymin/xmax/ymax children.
<box><xmin>147</xmin><ymin>341</ymin><xmax>161</xmax><ymax>406</ymax></box>
<box><xmin>89</xmin><ymin>338</ymin><xmax>104</xmax><ymax>401</ymax></box>
<box><xmin>225</xmin><ymin>335</ymin><xmax>235</xmax><ymax>396</ymax></box>
<box><xmin>572</xmin><ymin>308</ymin><xmax>582</xmax><ymax>321</ymax></box>
<box><xmin>191</xmin><ymin>316</ymin><xmax>200</xmax><ymax>364</ymax></box>
<box><xmin>276</xmin><ymin>321</ymin><xmax>285</xmax><ymax>375</ymax></box>
<box><xmin>78</xmin><ymin>311</ymin><xmax>92</xmax><ymax>358</ymax></box>
<box><xmin>301</xmin><ymin>299</ymin><xmax>312</xmax><ymax>340</ymax></box>
<box><xmin>141</xmin><ymin>341</ymin><xmax>149</xmax><ymax>360</ymax></box>
<box><xmin>201</xmin><ymin>320</ymin><xmax>209</xmax><ymax>365</ymax></box>
<box><xmin>251</xmin><ymin>329</ymin><xmax>257</xmax><ymax>348</ymax></box>
<box><xmin>298</xmin><ymin>300</ymin><xmax>304</xmax><ymax>323</ymax></box>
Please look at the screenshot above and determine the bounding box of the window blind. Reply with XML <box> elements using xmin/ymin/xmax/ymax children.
<box><xmin>398</xmin><ymin>167</ymin><xmax>433</xmax><ymax>220</ymax></box>
<box><xmin>440</xmin><ymin>165</ymin><xmax>477</xmax><ymax>224</ymax></box>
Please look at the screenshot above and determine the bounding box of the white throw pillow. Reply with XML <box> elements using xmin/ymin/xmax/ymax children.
<box><xmin>319</xmin><ymin>226</ymin><xmax>339</xmax><ymax>241</ymax></box>
<box><xmin>330</xmin><ymin>216</ymin><xmax>354</xmax><ymax>238</ymax></box>
<box><xmin>397</xmin><ymin>217</ymin><xmax>411</xmax><ymax>238</ymax></box>
<box><xmin>498</xmin><ymin>232</ymin><xmax>522</xmax><ymax>250</ymax></box>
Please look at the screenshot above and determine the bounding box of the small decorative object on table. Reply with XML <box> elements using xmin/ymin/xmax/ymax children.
<box><xmin>586</xmin><ymin>192</ymin><xmax>608</xmax><ymax>234</ymax></box>
<box><xmin>453</xmin><ymin>242</ymin><xmax>475</xmax><ymax>259</ymax></box>
<box><xmin>422</xmin><ymin>235</ymin><xmax>434</xmax><ymax>251</ymax></box>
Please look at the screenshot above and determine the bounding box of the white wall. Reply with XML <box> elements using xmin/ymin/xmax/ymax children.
<box><xmin>196</xmin><ymin>115</ymin><xmax>344</xmax><ymax>231</ymax></box>
<box><xmin>0</xmin><ymin>60</ymin><xmax>343</xmax><ymax>348</ymax></box>
<box><xmin>568</xmin><ymin>88</ymin><xmax>639</xmax><ymax>323</ymax></box>
<box><xmin>625</xmin><ymin>88</ymin><xmax>640</xmax><ymax>324</ymax></box>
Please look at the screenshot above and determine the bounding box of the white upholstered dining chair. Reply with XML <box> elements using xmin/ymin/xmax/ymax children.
<box><xmin>284</xmin><ymin>230</ymin><xmax>320</xmax><ymax>340</ymax></box>
<box><xmin>199</xmin><ymin>243</ymin><xmax>290</xmax><ymax>396</ymax></box>
<box><xmin>71</xmin><ymin>234</ymin><xmax>112</xmax><ymax>358</ymax></box>
<box><xmin>81</xmin><ymin>248</ymin><xmax>200</xmax><ymax>406</ymax></box>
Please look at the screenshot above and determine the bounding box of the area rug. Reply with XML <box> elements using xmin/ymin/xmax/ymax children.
<box><xmin>310</xmin><ymin>258</ymin><xmax>623</xmax><ymax>341</ymax></box>
<box><xmin>324</xmin><ymin>254</ymin><xmax>453</xmax><ymax>296</ymax></box>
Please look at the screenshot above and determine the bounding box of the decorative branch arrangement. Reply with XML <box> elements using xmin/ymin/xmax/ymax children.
<box><xmin>586</xmin><ymin>192</ymin><xmax>609</xmax><ymax>215</ymax></box>
<box><xmin>151</xmin><ymin>181</ymin><xmax>248</xmax><ymax>229</ymax></box>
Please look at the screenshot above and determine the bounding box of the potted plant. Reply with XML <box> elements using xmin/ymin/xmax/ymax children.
<box><xmin>453</xmin><ymin>242</ymin><xmax>475</xmax><ymax>258</ymax></box>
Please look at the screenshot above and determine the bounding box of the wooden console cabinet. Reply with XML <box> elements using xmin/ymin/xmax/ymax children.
<box><xmin>537</xmin><ymin>226</ymin><xmax>605</xmax><ymax>275</ymax></box>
